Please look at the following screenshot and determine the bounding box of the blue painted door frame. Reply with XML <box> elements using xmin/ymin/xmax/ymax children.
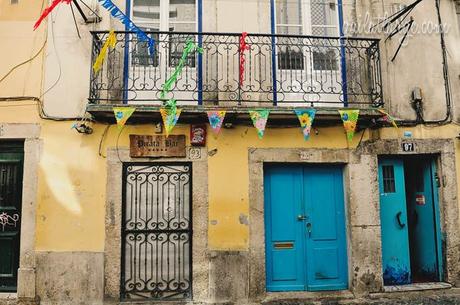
<box><xmin>123</xmin><ymin>0</ymin><xmax>203</xmax><ymax>104</ymax></box>
<box><xmin>264</xmin><ymin>164</ymin><xmax>348</xmax><ymax>292</ymax></box>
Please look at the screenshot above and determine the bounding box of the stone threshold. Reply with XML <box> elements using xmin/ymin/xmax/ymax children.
<box><xmin>0</xmin><ymin>293</ymin><xmax>16</xmax><ymax>299</ymax></box>
<box><xmin>382</xmin><ymin>282</ymin><xmax>452</xmax><ymax>293</ymax></box>
<box><xmin>262</xmin><ymin>290</ymin><xmax>355</xmax><ymax>303</ymax></box>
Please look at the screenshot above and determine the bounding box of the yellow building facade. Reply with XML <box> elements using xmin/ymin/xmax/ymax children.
<box><xmin>2</xmin><ymin>0</ymin><xmax>460</xmax><ymax>304</ymax></box>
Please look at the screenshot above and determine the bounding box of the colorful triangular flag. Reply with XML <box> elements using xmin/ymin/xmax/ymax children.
<box><xmin>93</xmin><ymin>30</ymin><xmax>117</xmax><ymax>73</ymax></box>
<box><xmin>294</xmin><ymin>109</ymin><xmax>316</xmax><ymax>140</ymax></box>
<box><xmin>113</xmin><ymin>107</ymin><xmax>135</xmax><ymax>130</ymax></box>
<box><xmin>377</xmin><ymin>109</ymin><xmax>398</xmax><ymax>129</ymax></box>
<box><xmin>339</xmin><ymin>110</ymin><xmax>359</xmax><ymax>142</ymax></box>
<box><xmin>160</xmin><ymin>107</ymin><xmax>182</xmax><ymax>137</ymax></box>
<box><xmin>249</xmin><ymin>109</ymin><xmax>270</xmax><ymax>139</ymax></box>
<box><xmin>207</xmin><ymin>111</ymin><xmax>226</xmax><ymax>135</ymax></box>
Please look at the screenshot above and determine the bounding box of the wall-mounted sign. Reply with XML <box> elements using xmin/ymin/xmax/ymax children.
<box><xmin>402</xmin><ymin>142</ymin><xmax>416</xmax><ymax>152</ymax></box>
<box><xmin>415</xmin><ymin>194</ymin><xmax>426</xmax><ymax>206</ymax></box>
<box><xmin>190</xmin><ymin>124</ymin><xmax>206</xmax><ymax>146</ymax></box>
<box><xmin>130</xmin><ymin>135</ymin><xmax>186</xmax><ymax>158</ymax></box>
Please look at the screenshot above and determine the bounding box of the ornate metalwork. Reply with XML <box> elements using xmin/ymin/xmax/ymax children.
<box><xmin>0</xmin><ymin>212</ymin><xmax>19</xmax><ymax>232</ymax></box>
<box><xmin>121</xmin><ymin>163</ymin><xmax>192</xmax><ymax>301</ymax></box>
<box><xmin>89</xmin><ymin>31</ymin><xmax>383</xmax><ymax>107</ymax></box>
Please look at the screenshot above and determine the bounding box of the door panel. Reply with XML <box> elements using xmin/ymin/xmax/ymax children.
<box><xmin>407</xmin><ymin>159</ymin><xmax>440</xmax><ymax>281</ymax></box>
<box><xmin>265</xmin><ymin>164</ymin><xmax>347</xmax><ymax>292</ymax></box>
<box><xmin>305</xmin><ymin>166</ymin><xmax>347</xmax><ymax>290</ymax></box>
<box><xmin>264</xmin><ymin>166</ymin><xmax>305</xmax><ymax>291</ymax></box>
<box><xmin>0</xmin><ymin>149</ymin><xmax>24</xmax><ymax>292</ymax></box>
<box><xmin>378</xmin><ymin>158</ymin><xmax>411</xmax><ymax>285</ymax></box>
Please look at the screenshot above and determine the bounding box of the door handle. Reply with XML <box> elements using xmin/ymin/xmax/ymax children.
<box><xmin>396</xmin><ymin>211</ymin><xmax>406</xmax><ymax>229</ymax></box>
<box><xmin>306</xmin><ymin>222</ymin><xmax>312</xmax><ymax>237</ymax></box>
<box><xmin>297</xmin><ymin>215</ymin><xmax>307</xmax><ymax>221</ymax></box>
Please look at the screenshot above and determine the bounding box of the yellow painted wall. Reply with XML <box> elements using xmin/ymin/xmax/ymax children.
<box><xmin>2</xmin><ymin>102</ymin><xmax>460</xmax><ymax>252</ymax></box>
<box><xmin>2</xmin><ymin>0</ymin><xmax>460</xmax><ymax>253</ymax></box>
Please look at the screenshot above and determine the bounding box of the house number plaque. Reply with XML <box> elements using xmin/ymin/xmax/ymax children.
<box><xmin>401</xmin><ymin>142</ymin><xmax>416</xmax><ymax>152</ymax></box>
<box><xmin>130</xmin><ymin>135</ymin><xmax>186</xmax><ymax>158</ymax></box>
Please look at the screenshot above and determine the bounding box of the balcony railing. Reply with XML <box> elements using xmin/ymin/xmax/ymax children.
<box><xmin>89</xmin><ymin>31</ymin><xmax>382</xmax><ymax>108</ymax></box>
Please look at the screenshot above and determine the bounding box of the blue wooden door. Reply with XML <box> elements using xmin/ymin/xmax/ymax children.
<box><xmin>378</xmin><ymin>158</ymin><xmax>411</xmax><ymax>285</ymax></box>
<box><xmin>264</xmin><ymin>166</ymin><xmax>306</xmax><ymax>291</ymax></box>
<box><xmin>265</xmin><ymin>165</ymin><xmax>348</xmax><ymax>292</ymax></box>
<box><xmin>407</xmin><ymin>159</ymin><xmax>443</xmax><ymax>281</ymax></box>
<box><xmin>304</xmin><ymin>166</ymin><xmax>348</xmax><ymax>291</ymax></box>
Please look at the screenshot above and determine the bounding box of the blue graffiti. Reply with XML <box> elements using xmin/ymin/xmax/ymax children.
<box><xmin>383</xmin><ymin>265</ymin><xmax>410</xmax><ymax>285</ymax></box>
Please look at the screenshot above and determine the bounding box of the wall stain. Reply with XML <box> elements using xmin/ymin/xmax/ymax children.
<box><xmin>239</xmin><ymin>214</ymin><xmax>249</xmax><ymax>226</ymax></box>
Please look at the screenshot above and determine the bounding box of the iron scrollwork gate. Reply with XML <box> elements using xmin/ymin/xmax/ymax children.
<box><xmin>121</xmin><ymin>163</ymin><xmax>192</xmax><ymax>300</ymax></box>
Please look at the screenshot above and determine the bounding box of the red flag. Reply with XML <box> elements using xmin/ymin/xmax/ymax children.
<box><xmin>34</xmin><ymin>0</ymin><xmax>72</xmax><ymax>30</ymax></box>
<box><xmin>239</xmin><ymin>32</ymin><xmax>249</xmax><ymax>87</ymax></box>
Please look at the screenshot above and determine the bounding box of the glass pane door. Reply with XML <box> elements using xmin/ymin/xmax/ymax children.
<box><xmin>127</xmin><ymin>0</ymin><xmax>197</xmax><ymax>105</ymax></box>
<box><xmin>275</xmin><ymin>0</ymin><xmax>343</xmax><ymax>107</ymax></box>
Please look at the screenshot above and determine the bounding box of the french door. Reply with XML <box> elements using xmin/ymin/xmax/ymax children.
<box><xmin>274</xmin><ymin>0</ymin><xmax>344</xmax><ymax>106</ymax></box>
<box><xmin>127</xmin><ymin>0</ymin><xmax>198</xmax><ymax>105</ymax></box>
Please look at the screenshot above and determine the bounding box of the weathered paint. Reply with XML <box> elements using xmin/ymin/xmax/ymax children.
<box><xmin>264</xmin><ymin>164</ymin><xmax>348</xmax><ymax>291</ymax></box>
<box><xmin>378</xmin><ymin>158</ymin><xmax>411</xmax><ymax>285</ymax></box>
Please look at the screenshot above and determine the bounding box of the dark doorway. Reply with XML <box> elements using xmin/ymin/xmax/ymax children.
<box><xmin>404</xmin><ymin>156</ymin><xmax>442</xmax><ymax>283</ymax></box>
<box><xmin>378</xmin><ymin>155</ymin><xmax>443</xmax><ymax>286</ymax></box>
<box><xmin>0</xmin><ymin>141</ymin><xmax>24</xmax><ymax>292</ymax></box>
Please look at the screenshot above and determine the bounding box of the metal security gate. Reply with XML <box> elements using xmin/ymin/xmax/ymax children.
<box><xmin>121</xmin><ymin>163</ymin><xmax>192</xmax><ymax>300</ymax></box>
<box><xmin>0</xmin><ymin>141</ymin><xmax>24</xmax><ymax>292</ymax></box>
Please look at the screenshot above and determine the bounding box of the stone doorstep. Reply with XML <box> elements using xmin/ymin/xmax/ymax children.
<box><xmin>369</xmin><ymin>284</ymin><xmax>459</xmax><ymax>300</ymax></box>
<box><xmin>381</xmin><ymin>282</ymin><xmax>452</xmax><ymax>293</ymax></box>
<box><xmin>262</xmin><ymin>290</ymin><xmax>355</xmax><ymax>304</ymax></box>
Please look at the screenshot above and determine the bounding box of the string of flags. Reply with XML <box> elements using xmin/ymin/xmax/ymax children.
<box><xmin>34</xmin><ymin>0</ymin><xmax>155</xmax><ymax>57</ymax></box>
<box><xmin>112</xmin><ymin>107</ymin><xmax>397</xmax><ymax>142</ymax></box>
<box><xmin>34</xmin><ymin>0</ymin><xmax>73</xmax><ymax>30</ymax></box>
<box><xmin>93</xmin><ymin>30</ymin><xmax>116</xmax><ymax>73</ymax></box>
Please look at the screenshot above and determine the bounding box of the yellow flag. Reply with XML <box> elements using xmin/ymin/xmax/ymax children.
<box><xmin>338</xmin><ymin>110</ymin><xmax>359</xmax><ymax>142</ymax></box>
<box><xmin>377</xmin><ymin>109</ymin><xmax>398</xmax><ymax>129</ymax></box>
<box><xmin>160</xmin><ymin>108</ymin><xmax>182</xmax><ymax>137</ymax></box>
<box><xmin>113</xmin><ymin>107</ymin><xmax>135</xmax><ymax>130</ymax></box>
<box><xmin>93</xmin><ymin>30</ymin><xmax>117</xmax><ymax>73</ymax></box>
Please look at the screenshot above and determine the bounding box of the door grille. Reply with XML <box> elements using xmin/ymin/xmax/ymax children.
<box><xmin>121</xmin><ymin>163</ymin><xmax>192</xmax><ymax>300</ymax></box>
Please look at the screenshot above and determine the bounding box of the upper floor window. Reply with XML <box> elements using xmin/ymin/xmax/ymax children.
<box><xmin>274</xmin><ymin>0</ymin><xmax>340</xmax><ymax>70</ymax></box>
<box><xmin>131</xmin><ymin>0</ymin><xmax>197</xmax><ymax>67</ymax></box>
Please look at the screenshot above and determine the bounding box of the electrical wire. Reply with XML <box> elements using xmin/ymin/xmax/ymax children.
<box><xmin>98</xmin><ymin>124</ymin><xmax>110</xmax><ymax>158</ymax></box>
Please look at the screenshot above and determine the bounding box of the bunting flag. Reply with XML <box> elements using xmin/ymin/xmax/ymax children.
<box><xmin>339</xmin><ymin>110</ymin><xmax>359</xmax><ymax>142</ymax></box>
<box><xmin>239</xmin><ymin>32</ymin><xmax>250</xmax><ymax>86</ymax></box>
<box><xmin>97</xmin><ymin>0</ymin><xmax>155</xmax><ymax>56</ymax></box>
<box><xmin>113</xmin><ymin>107</ymin><xmax>135</xmax><ymax>130</ymax></box>
<box><xmin>249</xmin><ymin>109</ymin><xmax>270</xmax><ymax>139</ymax></box>
<box><xmin>161</xmin><ymin>39</ymin><xmax>203</xmax><ymax>100</ymax></box>
<box><xmin>377</xmin><ymin>109</ymin><xmax>398</xmax><ymax>129</ymax></box>
<box><xmin>207</xmin><ymin>111</ymin><xmax>226</xmax><ymax>135</ymax></box>
<box><xmin>294</xmin><ymin>109</ymin><xmax>316</xmax><ymax>140</ymax></box>
<box><xmin>34</xmin><ymin>0</ymin><xmax>72</xmax><ymax>30</ymax></box>
<box><xmin>160</xmin><ymin>106</ymin><xmax>182</xmax><ymax>137</ymax></box>
<box><xmin>93</xmin><ymin>30</ymin><xmax>117</xmax><ymax>73</ymax></box>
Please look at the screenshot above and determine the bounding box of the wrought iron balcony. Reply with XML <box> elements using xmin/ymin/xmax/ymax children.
<box><xmin>89</xmin><ymin>31</ymin><xmax>382</xmax><ymax>109</ymax></box>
